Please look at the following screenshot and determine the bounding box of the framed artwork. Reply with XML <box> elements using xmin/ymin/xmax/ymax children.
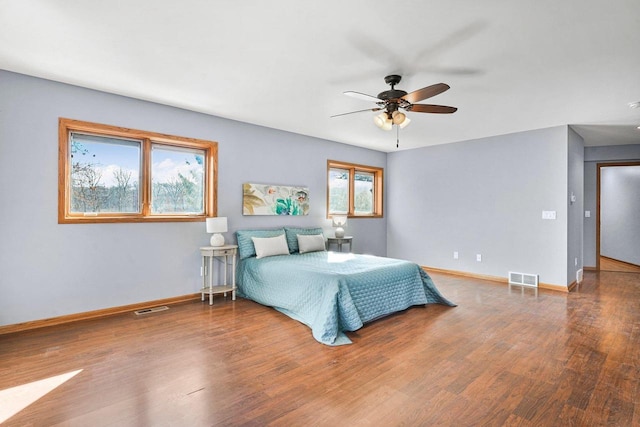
<box><xmin>243</xmin><ymin>183</ymin><xmax>309</xmax><ymax>215</ymax></box>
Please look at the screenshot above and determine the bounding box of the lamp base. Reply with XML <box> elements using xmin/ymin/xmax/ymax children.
<box><xmin>210</xmin><ymin>233</ymin><xmax>225</xmax><ymax>247</ymax></box>
<box><xmin>334</xmin><ymin>227</ymin><xmax>345</xmax><ymax>238</ymax></box>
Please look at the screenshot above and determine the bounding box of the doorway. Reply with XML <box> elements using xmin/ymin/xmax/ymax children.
<box><xmin>596</xmin><ymin>162</ymin><xmax>640</xmax><ymax>272</ymax></box>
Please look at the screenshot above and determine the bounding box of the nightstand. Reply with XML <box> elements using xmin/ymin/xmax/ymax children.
<box><xmin>327</xmin><ymin>236</ymin><xmax>353</xmax><ymax>253</ymax></box>
<box><xmin>199</xmin><ymin>245</ymin><xmax>238</xmax><ymax>305</ymax></box>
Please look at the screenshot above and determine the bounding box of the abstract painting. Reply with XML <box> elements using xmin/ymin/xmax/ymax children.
<box><xmin>243</xmin><ymin>183</ymin><xmax>309</xmax><ymax>215</ymax></box>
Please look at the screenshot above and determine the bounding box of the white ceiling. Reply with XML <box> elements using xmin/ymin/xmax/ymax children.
<box><xmin>2</xmin><ymin>0</ymin><xmax>640</xmax><ymax>152</ymax></box>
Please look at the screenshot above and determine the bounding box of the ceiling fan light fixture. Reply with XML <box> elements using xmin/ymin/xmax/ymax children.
<box><xmin>399</xmin><ymin>116</ymin><xmax>411</xmax><ymax>129</ymax></box>
<box><xmin>373</xmin><ymin>112</ymin><xmax>387</xmax><ymax>128</ymax></box>
<box><xmin>374</xmin><ymin>112</ymin><xmax>393</xmax><ymax>130</ymax></box>
<box><xmin>338</xmin><ymin>76</ymin><xmax>457</xmax><ymax>139</ymax></box>
<box><xmin>391</xmin><ymin>111</ymin><xmax>406</xmax><ymax>125</ymax></box>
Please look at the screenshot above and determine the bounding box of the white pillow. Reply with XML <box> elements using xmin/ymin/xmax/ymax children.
<box><xmin>252</xmin><ymin>234</ymin><xmax>290</xmax><ymax>259</ymax></box>
<box><xmin>297</xmin><ymin>234</ymin><xmax>326</xmax><ymax>254</ymax></box>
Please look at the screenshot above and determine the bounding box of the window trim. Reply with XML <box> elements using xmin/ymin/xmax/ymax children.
<box><xmin>58</xmin><ymin>118</ymin><xmax>217</xmax><ymax>223</ymax></box>
<box><xmin>326</xmin><ymin>160</ymin><xmax>383</xmax><ymax>218</ymax></box>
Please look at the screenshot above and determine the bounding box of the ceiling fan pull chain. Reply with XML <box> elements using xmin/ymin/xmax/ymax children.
<box><xmin>396</xmin><ymin>125</ymin><xmax>400</xmax><ymax>148</ymax></box>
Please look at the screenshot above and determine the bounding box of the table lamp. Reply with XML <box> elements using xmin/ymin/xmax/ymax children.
<box><xmin>206</xmin><ymin>217</ymin><xmax>228</xmax><ymax>247</ymax></box>
<box><xmin>332</xmin><ymin>215</ymin><xmax>347</xmax><ymax>238</ymax></box>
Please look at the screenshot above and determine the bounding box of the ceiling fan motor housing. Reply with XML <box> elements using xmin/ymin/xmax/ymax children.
<box><xmin>379</xmin><ymin>75</ymin><xmax>408</xmax><ymax>113</ymax></box>
<box><xmin>377</xmin><ymin>89</ymin><xmax>407</xmax><ymax>101</ymax></box>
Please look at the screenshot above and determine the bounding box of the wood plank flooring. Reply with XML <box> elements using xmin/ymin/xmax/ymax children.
<box><xmin>1</xmin><ymin>270</ymin><xmax>638</xmax><ymax>426</ymax></box>
<box><xmin>600</xmin><ymin>256</ymin><xmax>640</xmax><ymax>273</ymax></box>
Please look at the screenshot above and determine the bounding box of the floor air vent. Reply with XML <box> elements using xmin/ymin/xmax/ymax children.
<box><xmin>508</xmin><ymin>271</ymin><xmax>539</xmax><ymax>288</ymax></box>
<box><xmin>134</xmin><ymin>306</ymin><xmax>169</xmax><ymax>316</ymax></box>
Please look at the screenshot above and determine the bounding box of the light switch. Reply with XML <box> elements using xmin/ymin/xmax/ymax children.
<box><xmin>585</xmin><ymin>211</ymin><xmax>591</xmax><ymax>218</ymax></box>
<box><xmin>542</xmin><ymin>210</ymin><xmax>557</xmax><ymax>220</ymax></box>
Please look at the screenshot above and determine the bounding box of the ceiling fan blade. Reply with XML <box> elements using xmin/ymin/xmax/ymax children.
<box><xmin>330</xmin><ymin>107</ymin><xmax>382</xmax><ymax>118</ymax></box>
<box><xmin>408</xmin><ymin>104</ymin><xmax>458</xmax><ymax>114</ymax></box>
<box><xmin>344</xmin><ymin>91</ymin><xmax>381</xmax><ymax>102</ymax></box>
<box><xmin>402</xmin><ymin>83</ymin><xmax>450</xmax><ymax>104</ymax></box>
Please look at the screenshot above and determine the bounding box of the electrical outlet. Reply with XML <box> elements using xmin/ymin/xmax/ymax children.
<box><xmin>453</xmin><ymin>251</ymin><xmax>459</xmax><ymax>259</ymax></box>
<box><xmin>575</xmin><ymin>257</ymin><xmax>578</xmax><ymax>266</ymax></box>
<box><xmin>476</xmin><ymin>254</ymin><xmax>482</xmax><ymax>262</ymax></box>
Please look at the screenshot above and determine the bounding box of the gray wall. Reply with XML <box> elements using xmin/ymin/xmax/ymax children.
<box><xmin>583</xmin><ymin>145</ymin><xmax>640</xmax><ymax>267</ymax></box>
<box><xmin>6</xmin><ymin>68</ymin><xmax>627</xmax><ymax>327</ymax></box>
<box><xmin>567</xmin><ymin>127</ymin><xmax>584</xmax><ymax>283</ymax></box>
<box><xmin>387</xmin><ymin>126</ymin><xmax>570</xmax><ymax>287</ymax></box>
<box><xmin>601</xmin><ymin>165</ymin><xmax>640</xmax><ymax>265</ymax></box>
<box><xmin>0</xmin><ymin>71</ymin><xmax>386</xmax><ymax>326</ymax></box>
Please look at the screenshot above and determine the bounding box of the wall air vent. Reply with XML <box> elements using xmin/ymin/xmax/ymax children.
<box><xmin>508</xmin><ymin>271</ymin><xmax>539</xmax><ymax>288</ymax></box>
<box><xmin>576</xmin><ymin>269</ymin><xmax>584</xmax><ymax>284</ymax></box>
<box><xmin>134</xmin><ymin>306</ymin><xmax>169</xmax><ymax>316</ymax></box>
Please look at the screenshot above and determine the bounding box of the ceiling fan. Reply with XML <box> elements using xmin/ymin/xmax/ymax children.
<box><xmin>332</xmin><ymin>75</ymin><xmax>457</xmax><ymax>133</ymax></box>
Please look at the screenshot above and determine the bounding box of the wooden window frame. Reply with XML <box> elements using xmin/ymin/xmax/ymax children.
<box><xmin>58</xmin><ymin>118</ymin><xmax>217</xmax><ymax>224</ymax></box>
<box><xmin>327</xmin><ymin>160</ymin><xmax>383</xmax><ymax>218</ymax></box>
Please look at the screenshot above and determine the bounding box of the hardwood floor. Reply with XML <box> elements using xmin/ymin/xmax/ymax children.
<box><xmin>600</xmin><ymin>256</ymin><xmax>640</xmax><ymax>273</ymax></box>
<box><xmin>1</xmin><ymin>270</ymin><xmax>638</xmax><ymax>426</ymax></box>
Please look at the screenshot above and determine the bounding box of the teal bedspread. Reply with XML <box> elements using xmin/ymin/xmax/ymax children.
<box><xmin>237</xmin><ymin>251</ymin><xmax>455</xmax><ymax>345</ymax></box>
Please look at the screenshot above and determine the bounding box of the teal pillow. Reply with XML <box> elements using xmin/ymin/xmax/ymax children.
<box><xmin>284</xmin><ymin>227</ymin><xmax>324</xmax><ymax>253</ymax></box>
<box><xmin>236</xmin><ymin>228</ymin><xmax>286</xmax><ymax>259</ymax></box>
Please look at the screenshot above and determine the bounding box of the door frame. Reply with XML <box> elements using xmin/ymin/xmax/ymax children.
<box><xmin>596</xmin><ymin>161</ymin><xmax>640</xmax><ymax>270</ymax></box>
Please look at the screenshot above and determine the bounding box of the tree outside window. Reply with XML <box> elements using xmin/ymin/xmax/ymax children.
<box><xmin>70</xmin><ymin>134</ymin><xmax>140</xmax><ymax>214</ymax></box>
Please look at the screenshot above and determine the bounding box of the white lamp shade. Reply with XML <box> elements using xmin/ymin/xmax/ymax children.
<box><xmin>206</xmin><ymin>217</ymin><xmax>228</xmax><ymax>233</ymax></box>
<box><xmin>332</xmin><ymin>215</ymin><xmax>347</xmax><ymax>227</ymax></box>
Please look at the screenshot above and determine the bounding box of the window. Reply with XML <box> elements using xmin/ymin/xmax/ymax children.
<box><xmin>327</xmin><ymin>160</ymin><xmax>383</xmax><ymax>218</ymax></box>
<box><xmin>59</xmin><ymin>118</ymin><xmax>217</xmax><ymax>223</ymax></box>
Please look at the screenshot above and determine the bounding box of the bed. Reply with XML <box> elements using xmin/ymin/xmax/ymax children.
<box><xmin>235</xmin><ymin>227</ymin><xmax>455</xmax><ymax>345</ymax></box>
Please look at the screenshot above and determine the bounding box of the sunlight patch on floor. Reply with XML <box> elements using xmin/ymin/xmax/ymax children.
<box><xmin>0</xmin><ymin>369</ymin><xmax>83</xmax><ymax>423</ymax></box>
